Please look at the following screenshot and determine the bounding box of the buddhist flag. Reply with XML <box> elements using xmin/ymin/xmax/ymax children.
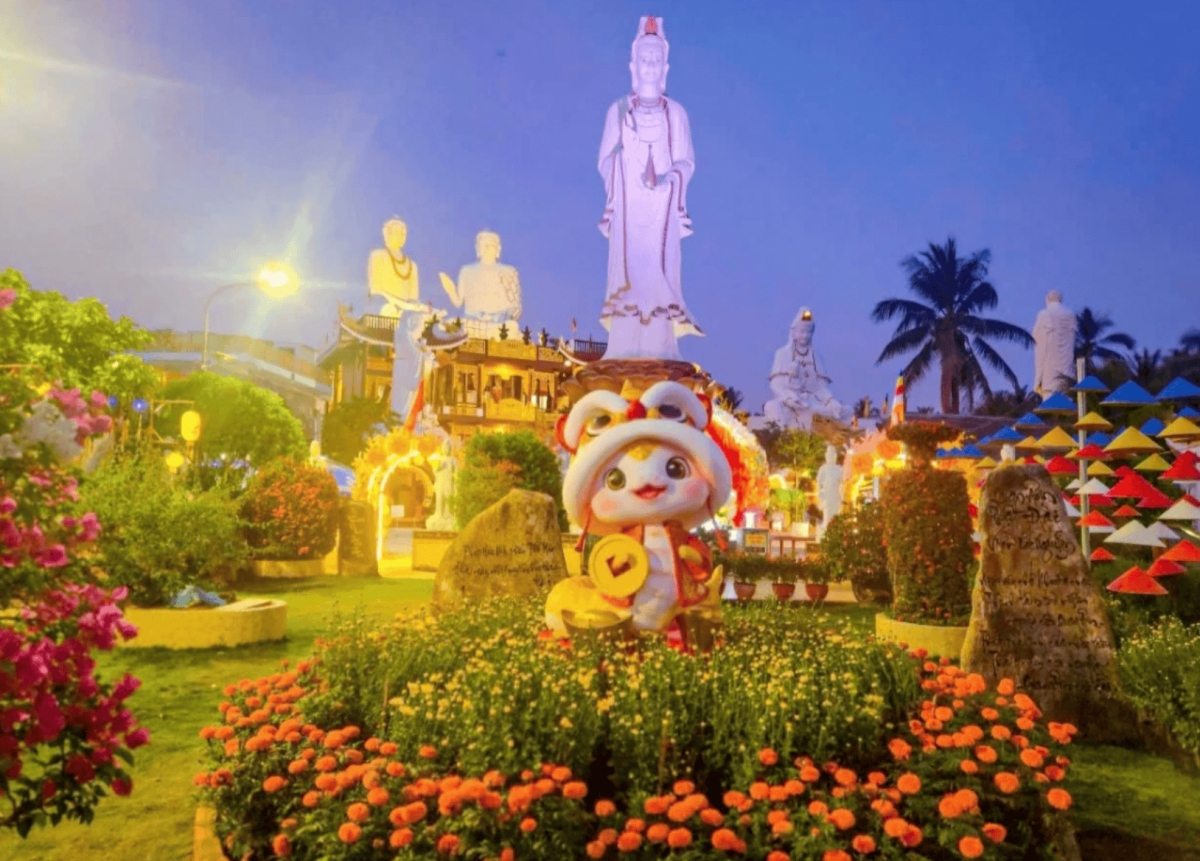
<box><xmin>403</xmin><ymin>378</ymin><xmax>425</xmax><ymax>432</ymax></box>
<box><xmin>570</xmin><ymin>317</ymin><xmax>578</xmax><ymax>333</ymax></box>
<box><xmin>890</xmin><ymin>376</ymin><xmax>905</xmax><ymax>426</ymax></box>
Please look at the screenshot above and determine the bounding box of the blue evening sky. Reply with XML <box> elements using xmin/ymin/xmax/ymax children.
<box><xmin>1</xmin><ymin>1</ymin><xmax>1197</xmax><ymax>411</ymax></box>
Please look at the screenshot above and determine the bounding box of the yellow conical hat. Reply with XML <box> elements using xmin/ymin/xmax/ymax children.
<box><xmin>1134</xmin><ymin>453</ymin><xmax>1171</xmax><ymax>472</ymax></box>
<box><xmin>1104</xmin><ymin>427</ymin><xmax>1162</xmax><ymax>455</ymax></box>
<box><xmin>1087</xmin><ymin>461</ymin><xmax>1114</xmax><ymax>476</ymax></box>
<box><xmin>1036</xmin><ymin>426</ymin><xmax>1078</xmax><ymax>451</ymax></box>
<box><xmin>1074</xmin><ymin>411</ymin><xmax>1113</xmax><ymax>431</ymax></box>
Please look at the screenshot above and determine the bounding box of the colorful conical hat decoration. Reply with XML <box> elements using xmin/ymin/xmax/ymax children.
<box><xmin>1140</xmin><ymin>418</ymin><xmax>1167</xmax><ymax>437</ymax></box>
<box><xmin>1185</xmin><ymin>493</ymin><xmax>1200</xmax><ymax>505</ymax></box>
<box><xmin>1111</xmin><ymin>503</ymin><xmax>1142</xmax><ymax>518</ymax></box>
<box><xmin>1114</xmin><ymin>465</ymin><xmax>1137</xmax><ymax>477</ymax></box>
<box><xmin>1078</xmin><ymin>511</ymin><xmax>1115</xmax><ymax>529</ymax></box>
<box><xmin>1066</xmin><ymin>478</ymin><xmax>1082</xmax><ymax>491</ymax></box>
<box><xmin>1037</xmin><ymin>426</ymin><xmax>1079</xmax><ymax>451</ymax></box>
<box><xmin>1062</xmin><ymin>498</ymin><xmax>1081</xmax><ymax>517</ymax></box>
<box><xmin>1162</xmin><ymin>457</ymin><xmax>1200</xmax><ymax>481</ymax></box>
<box><xmin>1147</xmin><ymin>521</ymin><xmax>1181</xmax><ymax>542</ymax></box>
<box><xmin>1108</xmin><ymin>473</ymin><xmax>1159</xmax><ymax>497</ymax></box>
<box><xmin>1162</xmin><ymin>540</ymin><xmax>1200</xmax><ymax>563</ymax></box>
<box><xmin>1071</xmin><ymin>443</ymin><xmax>1110</xmax><ymax>460</ymax></box>
<box><xmin>1104</xmin><ymin>521</ymin><xmax>1164</xmax><ymax>547</ymax></box>
<box><xmin>1106</xmin><ymin>566</ymin><xmax>1168</xmax><ymax>595</ymax></box>
<box><xmin>976</xmin><ymin>455</ymin><xmax>997</xmax><ymax>468</ymax></box>
<box><xmin>1102</xmin><ymin>381</ymin><xmax>1158</xmax><ymax>406</ymax></box>
<box><xmin>1090</xmin><ymin>546</ymin><xmax>1116</xmax><ymax>562</ymax></box>
<box><xmin>1073</xmin><ymin>375</ymin><xmax>1110</xmax><ymax>394</ymax></box>
<box><xmin>1138</xmin><ymin>491</ymin><xmax>1174</xmax><ymax>509</ymax></box>
<box><xmin>1135</xmin><ymin>453</ymin><xmax>1172</xmax><ymax>472</ymax></box>
<box><xmin>1087</xmin><ymin>461</ymin><xmax>1115</xmax><ymax>477</ymax></box>
<box><xmin>1074</xmin><ymin>411</ymin><xmax>1113</xmax><ymax>432</ymax></box>
<box><xmin>1104</xmin><ymin>427</ymin><xmax>1163</xmax><ymax>456</ymax></box>
<box><xmin>1146</xmin><ymin>558</ymin><xmax>1186</xmax><ymax>577</ymax></box>
<box><xmin>1088</xmin><ymin>494</ymin><xmax>1115</xmax><ymax>508</ymax></box>
<box><xmin>1158</xmin><ymin>417</ymin><xmax>1200</xmax><ymax>443</ymax></box>
<box><xmin>1079</xmin><ymin>478</ymin><xmax>1111</xmax><ymax>496</ymax></box>
<box><xmin>1017</xmin><ymin>435</ymin><xmax>1041</xmax><ymax>450</ymax></box>
<box><xmin>1036</xmin><ymin>392</ymin><xmax>1077</xmax><ymax>413</ymax></box>
<box><xmin>1159</xmin><ymin>498</ymin><xmax>1200</xmax><ymax>521</ymax></box>
<box><xmin>1045</xmin><ymin>453</ymin><xmax>1078</xmax><ymax>475</ymax></box>
<box><xmin>1014</xmin><ymin>411</ymin><xmax>1048</xmax><ymax>430</ymax></box>
<box><xmin>1157</xmin><ymin>376</ymin><xmax>1200</xmax><ymax>401</ymax></box>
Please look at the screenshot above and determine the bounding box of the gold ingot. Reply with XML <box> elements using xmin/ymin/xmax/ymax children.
<box><xmin>589</xmin><ymin>533</ymin><xmax>650</xmax><ymax>598</ymax></box>
<box><xmin>180</xmin><ymin>410</ymin><xmax>202</xmax><ymax>442</ymax></box>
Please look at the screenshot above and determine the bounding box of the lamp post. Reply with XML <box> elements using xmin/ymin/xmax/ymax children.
<box><xmin>201</xmin><ymin>262</ymin><xmax>299</xmax><ymax>369</ymax></box>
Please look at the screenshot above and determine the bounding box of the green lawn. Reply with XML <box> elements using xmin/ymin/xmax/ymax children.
<box><xmin>3</xmin><ymin>584</ymin><xmax>1197</xmax><ymax>860</ymax></box>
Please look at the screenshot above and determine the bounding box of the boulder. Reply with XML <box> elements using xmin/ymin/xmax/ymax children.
<box><xmin>431</xmin><ymin>489</ymin><xmax>568</xmax><ymax>613</ymax></box>
<box><xmin>961</xmin><ymin>464</ymin><xmax>1137</xmax><ymax>743</ymax></box>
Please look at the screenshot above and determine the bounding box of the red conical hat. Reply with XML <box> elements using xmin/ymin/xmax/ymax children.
<box><xmin>1088</xmin><ymin>494</ymin><xmax>1115</xmax><ymax>508</ymax></box>
<box><xmin>1089</xmin><ymin>547</ymin><xmax>1115</xmax><ymax>562</ymax></box>
<box><xmin>1147</xmin><ymin>558</ymin><xmax>1186</xmax><ymax>577</ymax></box>
<box><xmin>1071</xmin><ymin>443</ymin><xmax>1110</xmax><ymax>460</ymax></box>
<box><xmin>1108</xmin><ymin>473</ymin><xmax>1159</xmax><ymax>497</ymax></box>
<box><xmin>1045</xmin><ymin>454</ymin><xmax>1077</xmax><ymax>475</ymax></box>
<box><xmin>1138</xmin><ymin>492</ymin><xmax>1174</xmax><ymax>509</ymax></box>
<box><xmin>1112</xmin><ymin>504</ymin><xmax>1142</xmax><ymax>518</ymax></box>
<box><xmin>1162</xmin><ymin>459</ymin><xmax>1200</xmax><ymax>481</ymax></box>
<box><xmin>1163</xmin><ymin>540</ymin><xmax>1200</xmax><ymax>563</ymax></box>
<box><xmin>1106</xmin><ymin>566</ymin><xmax>1168</xmax><ymax>595</ymax></box>
<box><xmin>1078</xmin><ymin>511</ymin><xmax>1115</xmax><ymax>528</ymax></box>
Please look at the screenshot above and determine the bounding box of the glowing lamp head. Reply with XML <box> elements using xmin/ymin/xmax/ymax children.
<box><xmin>165</xmin><ymin>451</ymin><xmax>185</xmax><ymax>473</ymax></box>
<box><xmin>180</xmin><ymin>410</ymin><xmax>202</xmax><ymax>442</ymax></box>
<box><xmin>257</xmin><ymin>262</ymin><xmax>299</xmax><ymax>298</ymax></box>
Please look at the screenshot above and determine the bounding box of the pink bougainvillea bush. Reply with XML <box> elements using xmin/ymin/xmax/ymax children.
<box><xmin>0</xmin><ymin>289</ymin><xmax>147</xmax><ymax>835</ymax></box>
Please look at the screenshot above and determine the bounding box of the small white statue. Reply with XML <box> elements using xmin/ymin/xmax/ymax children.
<box><xmin>763</xmin><ymin>307</ymin><xmax>852</xmax><ymax>430</ymax></box>
<box><xmin>816</xmin><ymin>444</ymin><xmax>844</xmax><ymax>530</ymax></box>
<box><xmin>597</xmin><ymin>16</ymin><xmax>701</xmax><ymax>361</ymax></box>
<box><xmin>438</xmin><ymin>230</ymin><xmax>522</xmax><ymax>339</ymax></box>
<box><xmin>425</xmin><ymin>444</ymin><xmax>457</xmax><ymax>532</ymax></box>
<box><xmin>367</xmin><ymin>218</ymin><xmax>431</xmax><ymax>419</ymax></box>
<box><xmin>1032</xmin><ymin>290</ymin><xmax>1077</xmax><ymax>396</ymax></box>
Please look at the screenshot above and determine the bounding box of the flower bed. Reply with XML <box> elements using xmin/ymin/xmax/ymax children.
<box><xmin>197</xmin><ymin>641</ymin><xmax>1080</xmax><ymax>860</ymax></box>
<box><xmin>1117</xmin><ymin>617</ymin><xmax>1200</xmax><ymax>768</ymax></box>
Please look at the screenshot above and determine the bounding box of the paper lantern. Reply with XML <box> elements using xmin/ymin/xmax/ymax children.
<box><xmin>1161</xmin><ymin>458</ymin><xmax>1200</xmax><ymax>481</ymax></box>
<box><xmin>1107</xmin><ymin>473</ymin><xmax>1159</xmax><ymax>498</ymax></box>
<box><xmin>1078</xmin><ymin>478</ymin><xmax>1112</xmax><ymax>496</ymax></box>
<box><xmin>1137</xmin><ymin>492</ymin><xmax>1174</xmax><ymax>510</ymax></box>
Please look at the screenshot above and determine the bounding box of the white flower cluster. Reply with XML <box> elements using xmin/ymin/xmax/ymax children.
<box><xmin>0</xmin><ymin>401</ymin><xmax>82</xmax><ymax>464</ymax></box>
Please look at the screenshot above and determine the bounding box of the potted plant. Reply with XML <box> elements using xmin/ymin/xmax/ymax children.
<box><xmin>717</xmin><ymin>551</ymin><xmax>761</xmax><ymax>601</ymax></box>
<box><xmin>768</xmin><ymin>558</ymin><xmax>799</xmax><ymax>601</ymax></box>
<box><xmin>799</xmin><ymin>555</ymin><xmax>831</xmax><ymax>604</ymax></box>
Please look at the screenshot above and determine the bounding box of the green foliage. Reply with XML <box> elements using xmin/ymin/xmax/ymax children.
<box><xmin>755</xmin><ymin>426</ymin><xmax>827</xmax><ymax>474</ymax></box>
<box><xmin>159</xmin><ymin>371</ymin><xmax>307</xmax><ymax>481</ymax></box>
<box><xmin>452</xmin><ymin>430</ymin><xmax>564</xmax><ymax>528</ymax></box>
<box><xmin>240</xmin><ymin>458</ymin><xmax>340</xmax><ymax>560</ymax></box>
<box><xmin>714</xmin><ymin>551</ymin><xmax>801</xmax><ymax>584</ymax></box>
<box><xmin>0</xmin><ymin>269</ymin><xmax>158</xmax><ymax>402</ymax></box>
<box><xmin>319</xmin><ymin>396</ymin><xmax>395</xmax><ymax>465</ymax></box>
<box><xmin>881</xmin><ymin>464</ymin><xmax>974</xmax><ymax>625</ymax></box>
<box><xmin>82</xmin><ymin>455</ymin><xmax>246</xmax><ymax>605</ymax></box>
<box><xmin>822</xmin><ymin>503</ymin><xmax>891</xmax><ymax>604</ymax></box>
<box><xmin>1118</xmin><ymin>618</ymin><xmax>1200</xmax><ymax>755</ymax></box>
<box><xmin>885</xmin><ymin>420</ymin><xmax>960</xmax><ymax>463</ymax></box>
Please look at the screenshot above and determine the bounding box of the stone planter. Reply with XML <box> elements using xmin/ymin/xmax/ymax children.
<box><xmin>875</xmin><ymin>612</ymin><xmax>968</xmax><ymax>659</ymax></box>
<box><xmin>122</xmin><ymin>599</ymin><xmax>287</xmax><ymax>650</ymax></box>
<box><xmin>804</xmin><ymin>583</ymin><xmax>830</xmax><ymax>603</ymax></box>
<box><xmin>733</xmin><ymin>581</ymin><xmax>757</xmax><ymax>601</ymax></box>
<box><xmin>771</xmin><ymin>582</ymin><xmax>796</xmax><ymax>601</ymax></box>
<box><xmin>252</xmin><ymin>559</ymin><xmax>325</xmax><ymax>579</ymax></box>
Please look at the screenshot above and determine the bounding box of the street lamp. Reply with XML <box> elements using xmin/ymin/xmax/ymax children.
<box><xmin>201</xmin><ymin>262</ymin><xmax>299</xmax><ymax>369</ymax></box>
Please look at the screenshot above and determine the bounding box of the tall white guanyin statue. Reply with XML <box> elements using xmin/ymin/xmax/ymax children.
<box><xmin>438</xmin><ymin>230</ymin><xmax>523</xmax><ymax>339</ymax></box>
<box><xmin>598</xmin><ymin>16</ymin><xmax>701</xmax><ymax>361</ymax></box>
<box><xmin>763</xmin><ymin>308</ymin><xmax>852</xmax><ymax>430</ymax></box>
<box><xmin>367</xmin><ymin>218</ymin><xmax>431</xmax><ymax>419</ymax></box>
<box><xmin>1032</xmin><ymin>290</ymin><xmax>1077</xmax><ymax>396</ymax></box>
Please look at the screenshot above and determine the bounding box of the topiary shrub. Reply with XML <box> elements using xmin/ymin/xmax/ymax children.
<box><xmin>240</xmin><ymin>458</ymin><xmax>340</xmax><ymax>560</ymax></box>
<box><xmin>452</xmin><ymin>430</ymin><xmax>564</xmax><ymax>529</ymax></box>
<box><xmin>881</xmin><ymin>462</ymin><xmax>974</xmax><ymax>625</ymax></box>
<box><xmin>822</xmin><ymin>502</ymin><xmax>891</xmax><ymax>605</ymax></box>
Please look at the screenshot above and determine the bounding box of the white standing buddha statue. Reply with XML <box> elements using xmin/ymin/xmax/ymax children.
<box><xmin>1032</xmin><ymin>290</ymin><xmax>1077</xmax><ymax>396</ymax></box>
<box><xmin>438</xmin><ymin>230</ymin><xmax>523</xmax><ymax>340</ymax></box>
<box><xmin>597</xmin><ymin>16</ymin><xmax>701</xmax><ymax>361</ymax></box>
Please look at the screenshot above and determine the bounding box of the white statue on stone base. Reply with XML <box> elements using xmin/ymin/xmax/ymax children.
<box><xmin>598</xmin><ymin>16</ymin><xmax>701</xmax><ymax>361</ymax></box>
<box><xmin>816</xmin><ymin>445</ymin><xmax>845</xmax><ymax>531</ymax></box>
<box><xmin>367</xmin><ymin>218</ymin><xmax>432</xmax><ymax>419</ymax></box>
<box><xmin>763</xmin><ymin>308</ymin><xmax>852</xmax><ymax>431</ymax></box>
<box><xmin>438</xmin><ymin>230</ymin><xmax>522</xmax><ymax>340</ymax></box>
<box><xmin>425</xmin><ymin>444</ymin><xmax>457</xmax><ymax>532</ymax></box>
<box><xmin>1033</xmin><ymin>290</ymin><xmax>1077</xmax><ymax>396</ymax></box>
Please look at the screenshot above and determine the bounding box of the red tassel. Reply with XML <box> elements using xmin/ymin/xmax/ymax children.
<box><xmin>709</xmin><ymin>500</ymin><xmax>727</xmax><ymax>551</ymax></box>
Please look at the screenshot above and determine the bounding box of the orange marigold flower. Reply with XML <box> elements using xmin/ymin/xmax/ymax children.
<box><xmin>389</xmin><ymin>828</ymin><xmax>413</xmax><ymax>848</ymax></box>
<box><xmin>346</xmin><ymin>802</ymin><xmax>370</xmax><ymax>823</ymax></box>
<box><xmin>1013</xmin><ymin>693</ymin><xmax>1035</xmax><ymax>711</ymax></box>
<box><xmin>997</xmin><ymin>678</ymin><xmax>1015</xmax><ymax>696</ymax></box>
<box><xmin>499</xmin><ymin>849</ymin><xmax>515</xmax><ymax>861</ymax></box>
<box><xmin>314</xmin><ymin>755</ymin><xmax>335</xmax><ymax>772</ymax></box>
<box><xmin>617</xmin><ymin>832</ymin><xmax>642</xmax><ymax>852</ymax></box>
<box><xmin>934</xmin><ymin>706</ymin><xmax>954</xmax><ymax>721</ymax></box>
<box><xmin>723</xmin><ymin>790</ymin><xmax>747</xmax><ymax>808</ymax></box>
<box><xmin>807</xmin><ymin>800</ymin><xmax>829</xmax><ymax>816</ymax></box>
<box><xmin>896</xmin><ymin>773</ymin><xmax>921</xmax><ymax>795</ymax></box>
<box><xmin>851</xmin><ymin>834</ymin><xmax>876</xmax><ymax>854</ymax></box>
<box><xmin>828</xmin><ymin>808</ymin><xmax>856</xmax><ymax>830</ymax></box>
<box><xmin>868</xmin><ymin>771</ymin><xmax>886</xmax><ymax>786</ymax></box>
<box><xmin>749</xmin><ymin>781</ymin><xmax>770</xmax><ymax>801</ymax></box>
<box><xmin>418</xmin><ymin>745</ymin><xmax>438</xmax><ymax>760</ymax></box>
<box><xmin>887</xmin><ymin>738</ymin><xmax>912</xmax><ymax>761</ymax></box>
<box><xmin>644</xmin><ymin>796</ymin><xmax>670</xmax><ymax>815</ymax></box>
<box><xmin>379</xmin><ymin>741</ymin><xmax>398</xmax><ymax>756</ymax></box>
<box><xmin>900</xmin><ymin>825</ymin><xmax>923</xmax><ymax>848</ymax></box>
<box><xmin>436</xmin><ymin>833</ymin><xmax>460</xmax><ymax>855</ymax></box>
<box><xmin>824</xmin><ymin>851</ymin><xmax>852</xmax><ymax>861</ymax></box>
<box><xmin>519</xmin><ymin>816</ymin><xmax>538</xmax><ymax>833</ymax></box>
<box><xmin>938</xmin><ymin>795</ymin><xmax>962</xmax><ymax>819</ymax></box>
<box><xmin>272</xmin><ymin>834</ymin><xmax>292</xmax><ymax>857</ymax></box>
<box><xmin>667</xmin><ymin>828</ymin><xmax>692</xmax><ymax>849</ymax></box>
<box><xmin>955</xmin><ymin>789</ymin><xmax>979</xmax><ymax>810</ymax></box>
<box><xmin>1046</xmin><ymin>788</ymin><xmax>1072</xmax><ymax>810</ymax></box>
<box><xmin>700</xmin><ymin>807</ymin><xmax>725</xmax><ymax>827</ymax></box>
<box><xmin>646</xmin><ymin>823</ymin><xmax>670</xmax><ymax>843</ymax></box>
<box><xmin>551</xmin><ymin>766</ymin><xmax>572</xmax><ymax>782</ymax></box>
<box><xmin>883</xmin><ymin>817</ymin><xmax>910</xmax><ymax>838</ymax></box>
<box><xmin>667</xmin><ymin>802</ymin><xmax>693</xmax><ymax>823</ymax></box>
<box><xmin>586</xmin><ymin>840</ymin><xmax>606</xmax><ymax>859</ymax></box>
<box><xmin>599</xmin><ymin>828</ymin><xmax>619</xmax><ymax>846</ymax></box>
<box><xmin>766</xmin><ymin>853</ymin><xmax>789</xmax><ymax>861</ymax></box>
<box><xmin>834</xmin><ymin>768</ymin><xmax>858</xmax><ymax>788</ymax></box>
<box><xmin>1020</xmin><ymin>749</ymin><xmax>1044</xmax><ymax>769</ymax></box>
<box><xmin>713</xmin><ymin>829</ymin><xmax>744</xmax><ymax>852</ymax></box>
<box><xmin>960</xmin><ymin>759</ymin><xmax>979</xmax><ymax>775</ymax></box>
<box><xmin>982</xmin><ymin>822</ymin><xmax>1007</xmax><ymax>843</ymax></box>
<box><xmin>563</xmin><ymin>781</ymin><xmax>588</xmax><ymax>800</ymax></box>
<box><xmin>800</xmin><ymin>765</ymin><xmax>822</xmax><ymax>782</ymax></box>
<box><xmin>1045</xmin><ymin>765</ymin><xmax>1065</xmax><ymax>782</ymax></box>
<box><xmin>368</xmin><ymin>787</ymin><xmax>390</xmax><ymax>807</ymax></box>
<box><xmin>301</xmin><ymin>790</ymin><xmax>321</xmax><ymax>808</ymax></box>
<box><xmin>286</xmin><ymin>759</ymin><xmax>308</xmax><ymax>775</ymax></box>
<box><xmin>758</xmin><ymin>748</ymin><xmax>779</xmax><ymax>766</ymax></box>
<box><xmin>595</xmin><ymin>799</ymin><xmax>617</xmax><ymax>817</ymax></box>
<box><xmin>980</xmin><ymin>707</ymin><xmax>999</xmax><ymax>722</ymax></box>
<box><xmin>991</xmin><ymin>725</ymin><xmax>1012</xmax><ymax>741</ymax></box>
<box><xmin>624</xmin><ymin>818</ymin><xmax>646</xmax><ymax>833</ymax></box>
<box><xmin>673</xmin><ymin>779</ymin><xmax>695</xmax><ymax>796</ymax></box>
<box><xmin>767</xmin><ymin>810</ymin><xmax>789</xmax><ymax>826</ymax></box>
<box><xmin>769</xmin><ymin>785</ymin><xmax>790</xmax><ymax>802</ymax></box>
<box><xmin>975</xmin><ymin>744</ymin><xmax>998</xmax><ymax>764</ymax></box>
<box><xmin>263</xmin><ymin>776</ymin><xmax>287</xmax><ymax>793</ymax></box>
<box><xmin>337</xmin><ymin>823</ymin><xmax>361</xmax><ymax>844</ymax></box>
<box><xmin>994</xmin><ymin>772</ymin><xmax>1020</xmax><ymax>794</ymax></box>
<box><xmin>386</xmin><ymin>761</ymin><xmax>406</xmax><ymax>778</ymax></box>
<box><xmin>958</xmin><ymin>835</ymin><xmax>985</xmax><ymax>858</ymax></box>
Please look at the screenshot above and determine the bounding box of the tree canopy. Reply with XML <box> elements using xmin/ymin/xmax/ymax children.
<box><xmin>320</xmin><ymin>396</ymin><xmax>396</xmax><ymax>465</ymax></box>
<box><xmin>1075</xmin><ymin>307</ymin><xmax>1135</xmax><ymax>371</ymax></box>
<box><xmin>452</xmin><ymin>430</ymin><xmax>564</xmax><ymax>529</ymax></box>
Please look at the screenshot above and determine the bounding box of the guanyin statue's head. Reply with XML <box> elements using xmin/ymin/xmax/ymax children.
<box><xmin>791</xmin><ymin>307</ymin><xmax>815</xmax><ymax>349</ymax></box>
<box><xmin>630</xmin><ymin>16</ymin><xmax>668</xmax><ymax>98</ymax></box>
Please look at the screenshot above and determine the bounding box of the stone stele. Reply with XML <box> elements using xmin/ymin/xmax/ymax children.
<box><xmin>961</xmin><ymin>464</ymin><xmax>1136</xmax><ymax>742</ymax></box>
<box><xmin>432</xmin><ymin>489</ymin><xmax>568</xmax><ymax>614</ymax></box>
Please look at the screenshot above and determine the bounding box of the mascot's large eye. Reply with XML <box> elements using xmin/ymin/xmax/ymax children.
<box><xmin>657</xmin><ymin>403</ymin><xmax>684</xmax><ymax>420</ymax></box>
<box><xmin>586</xmin><ymin>414</ymin><xmax>613</xmax><ymax>436</ymax></box>
<box><xmin>665</xmin><ymin>457</ymin><xmax>690</xmax><ymax>480</ymax></box>
<box><xmin>605</xmin><ymin>468</ymin><xmax>626</xmax><ymax>490</ymax></box>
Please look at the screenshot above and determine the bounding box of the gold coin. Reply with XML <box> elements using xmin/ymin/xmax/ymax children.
<box><xmin>589</xmin><ymin>533</ymin><xmax>650</xmax><ymax>598</ymax></box>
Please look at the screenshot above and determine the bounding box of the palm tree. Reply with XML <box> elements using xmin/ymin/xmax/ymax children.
<box><xmin>1181</xmin><ymin>328</ymin><xmax>1200</xmax><ymax>354</ymax></box>
<box><xmin>977</xmin><ymin>382</ymin><xmax>1039</xmax><ymax>418</ymax></box>
<box><xmin>1126</xmin><ymin>348</ymin><xmax>1164</xmax><ymax>388</ymax></box>
<box><xmin>872</xmin><ymin>237</ymin><xmax>1033</xmax><ymax>414</ymax></box>
<box><xmin>716</xmin><ymin>387</ymin><xmax>744</xmax><ymax>412</ymax></box>
<box><xmin>1075</xmin><ymin>308</ymin><xmax>1136</xmax><ymax>372</ymax></box>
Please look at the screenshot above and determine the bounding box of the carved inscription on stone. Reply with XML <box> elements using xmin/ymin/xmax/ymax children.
<box><xmin>432</xmin><ymin>489</ymin><xmax>568</xmax><ymax>613</ymax></box>
<box><xmin>962</xmin><ymin>465</ymin><xmax>1133</xmax><ymax>740</ymax></box>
